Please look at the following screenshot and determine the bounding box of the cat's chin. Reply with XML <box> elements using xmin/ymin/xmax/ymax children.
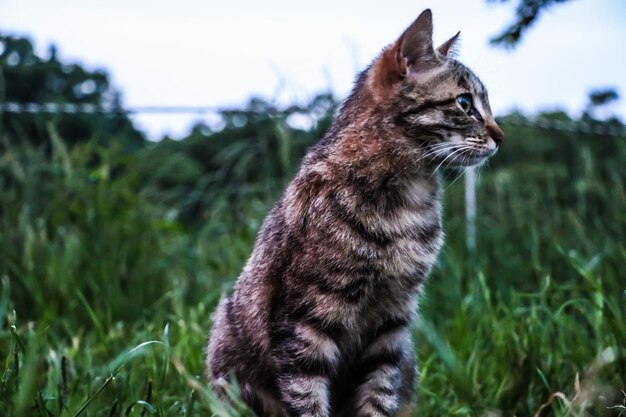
<box><xmin>451</xmin><ymin>149</ymin><xmax>497</xmax><ymax>167</ymax></box>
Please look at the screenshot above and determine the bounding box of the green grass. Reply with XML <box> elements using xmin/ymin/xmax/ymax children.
<box><xmin>0</xmin><ymin>124</ymin><xmax>625</xmax><ymax>416</ymax></box>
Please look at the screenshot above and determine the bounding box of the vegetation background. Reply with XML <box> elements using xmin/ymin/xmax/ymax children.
<box><xmin>0</xmin><ymin>0</ymin><xmax>624</xmax><ymax>416</ymax></box>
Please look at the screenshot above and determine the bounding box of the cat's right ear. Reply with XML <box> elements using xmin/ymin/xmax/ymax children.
<box><xmin>437</xmin><ymin>31</ymin><xmax>461</xmax><ymax>57</ymax></box>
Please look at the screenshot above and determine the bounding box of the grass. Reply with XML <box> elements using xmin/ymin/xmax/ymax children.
<box><xmin>0</xmin><ymin>122</ymin><xmax>625</xmax><ymax>416</ymax></box>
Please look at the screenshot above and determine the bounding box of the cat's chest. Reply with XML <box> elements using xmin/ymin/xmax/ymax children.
<box><xmin>350</xmin><ymin>197</ymin><xmax>443</xmax><ymax>316</ymax></box>
<box><xmin>358</xmin><ymin>188</ymin><xmax>444</xmax><ymax>277</ymax></box>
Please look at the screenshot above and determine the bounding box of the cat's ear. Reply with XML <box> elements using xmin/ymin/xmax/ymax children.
<box><xmin>398</xmin><ymin>9</ymin><xmax>439</xmax><ymax>74</ymax></box>
<box><xmin>368</xmin><ymin>9</ymin><xmax>439</xmax><ymax>98</ymax></box>
<box><xmin>437</xmin><ymin>31</ymin><xmax>461</xmax><ymax>58</ymax></box>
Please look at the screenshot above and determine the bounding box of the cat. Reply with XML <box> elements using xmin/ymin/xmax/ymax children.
<box><xmin>206</xmin><ymin>9</ymin><xmax>503</xmax><ymax>417</ymax></box>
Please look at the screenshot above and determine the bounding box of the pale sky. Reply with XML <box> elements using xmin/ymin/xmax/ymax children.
<box><xmin>2</xmin><ymin>0</ymin><xmax>625</xmax><ymax>140</ymax></box>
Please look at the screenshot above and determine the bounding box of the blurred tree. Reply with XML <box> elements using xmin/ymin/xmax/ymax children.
<box><xmin>583</xmin><ymin>87</ymin><xmax>621</xmax><ymax>122</ymax></box>
<box><xmin>587</xmin><ymin>88</ymin><xmax>619</xmax><ymax>107</ymax></box>
<box><xmin>487</xmin><ymin>0</ymin><xmax>573</xmax><ymax>48</ymax></box>
<box><xmin>138</xmin><ymin>94</ymin><xmax>336</xmax><ymax>223</ymax></box>
<box><xmin>0</xmin><ymin>34</ymin><xmax>144</xmax><ymax>149</ymax></box>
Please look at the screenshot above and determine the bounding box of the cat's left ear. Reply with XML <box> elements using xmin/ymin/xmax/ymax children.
<box><xmin>368</xmin><ymin>9</ymin><xmax>442</xmax><ymax>98</ymax></box>
<box><xmin>397</xmin><ymin>9</ymin><xmax>439</xmax><ymax>75</ymax></box>
<box><xmin>368</xmin><ymin>10</ymin><xmax>435</xmax><ymax>93</ymax></box>
<box><xmin>437</xmin><ymin>31</ymin><xmax>461</xmax><ymax>57</ymax></box>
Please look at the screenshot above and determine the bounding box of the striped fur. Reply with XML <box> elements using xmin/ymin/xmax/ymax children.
<box><xmin>206</xmin><ymin>9</ymin><xmax>503</xmax><ymax>417</ymax></box>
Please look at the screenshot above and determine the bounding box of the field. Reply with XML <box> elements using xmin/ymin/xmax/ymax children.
<box><xmin>1</xmin><ymin>110</ymin><xmax>625</xmax><ymax>416</ymax></box>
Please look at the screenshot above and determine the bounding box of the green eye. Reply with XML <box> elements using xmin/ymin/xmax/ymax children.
<box><xmin>457</xmin><ymin>94</ymin><xmax>473</xmax><ymax>113</ymax></box>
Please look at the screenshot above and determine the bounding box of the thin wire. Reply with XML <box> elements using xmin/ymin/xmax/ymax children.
<box><xmin>0</xmin><ymin>102</ymin><xmax>221</xmax><ymax>115</ymax></box>
<box><xmin>496</xmin><ymin>115</ymin><xmax>626</xmax><ymax>138</ymax></box>
<box><xmin>1</xmin><ymin>102</ymin><xmax>624</xmax><ymax>137</ymax></box>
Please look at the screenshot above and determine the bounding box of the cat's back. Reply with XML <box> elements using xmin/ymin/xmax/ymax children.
<box><xmin>206</xmin><ymin>199</ymin><xmax>289</xmax><ymax>371</ymax></box>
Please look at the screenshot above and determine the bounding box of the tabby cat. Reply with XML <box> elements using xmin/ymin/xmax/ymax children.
<box><xmin>206</xmin><ymin>9</ymin><xmax>503</xmax><ymax>417</ymax></box>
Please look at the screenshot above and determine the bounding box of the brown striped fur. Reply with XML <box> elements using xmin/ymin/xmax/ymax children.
<box><xmin>206</xmin><ymin>9</ymin><xmax>503</xmax><ymax>417</ymax></box>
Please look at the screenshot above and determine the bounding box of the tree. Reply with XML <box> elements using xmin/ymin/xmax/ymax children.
<box><xmin>583</xmin><ymin>87</ymin><xmax>621</xmax><ymax>122</ymax></box>
<box><xmin>488</xmin><ymin>0</ymin><xmax>573</xmax><ymax>48</ymax></box>
<box><xmin>0</xmin><ymin>34</ymin><xmax>144</xmax><ymax>149</ymax></box>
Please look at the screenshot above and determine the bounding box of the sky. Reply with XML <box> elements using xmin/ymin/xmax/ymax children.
<box><xmin>1</xmin><ymin>0</ymin><xmax>625</xmax><ymax>140</ymax></box>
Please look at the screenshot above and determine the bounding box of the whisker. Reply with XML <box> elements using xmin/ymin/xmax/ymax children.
<box><xmin>428</xmin><ymin>145</ymin><xmax>467</xmax><ymax>179</ymax></box>
<box><xmin>414</xmin><ymin>143</ymin><xmax>458</xmax><ymax>164</ymax></box>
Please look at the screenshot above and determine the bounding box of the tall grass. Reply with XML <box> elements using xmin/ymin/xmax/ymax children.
<box><xmin>0</xmin><ymin>120</ymin><xmax>624</xmax><ymax>416</ymax></box>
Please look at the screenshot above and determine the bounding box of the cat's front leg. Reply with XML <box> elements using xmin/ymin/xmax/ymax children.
<box><xmin>353</xmin><ymin>323</ymin><xmax>415</xmax><ymax>417</ymax></box>
<box><xmin>277</xmin><ymin>374</ymin><xmax>331</xmax><ymax>417</ymax></box>
<box><xmin>274</xmin><ymin>322</ymin><xmax>340</xmax><ymax>417</ymax></box>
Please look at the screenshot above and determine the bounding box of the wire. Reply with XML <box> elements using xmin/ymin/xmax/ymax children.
<box><xmin>496</xmin><ymin>115</ymin><xmax>626</xmax><ymax>138</ymax></box>
<box><xmin>0</xmin><ymin>102</ymin><xmax>219</xmax><ymax>115</ymax></box>
<box><xmin>1</xmin><ymin>102</ymin><xmax>625</xmax><ymax>137</ymax></box>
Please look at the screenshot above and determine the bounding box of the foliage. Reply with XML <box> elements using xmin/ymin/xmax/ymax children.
<box><xmin>0</xmin><ymin>98</ymin><xmax>625</xmax><ymax>416</ymax></box>
<box><xmin>588</xmin><ymin>89</ymin><xmax>620</xmax><ymax>108</ymax></box>
<box><xmin>487</xmin><ymin>0</ymin><xmax>573</xmax><ymax>48</ymax></box>
<box><xmin>133</xmin><ymin>95</ymin><xmax>336</xmax><ymax>222</ymax></box>
<box><xmin>0</xmin><ymin>34</ymin><xmax>144</xmax><ymax>149</ymax></box>
<box><xmin>421</xmin><ymin>111</ymin><xmax>626</xmax><ymax>415</ymax></box>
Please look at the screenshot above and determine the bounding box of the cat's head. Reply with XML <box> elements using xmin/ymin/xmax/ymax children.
<box><xmin>366</xmin><ymin>9</ymin><xmax>504</xmax><ymax>168</ymax></box>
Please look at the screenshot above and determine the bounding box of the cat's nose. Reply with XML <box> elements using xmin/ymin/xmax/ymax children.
<box><xmin>487</xmin><ymin>122</ymin><xmax>504</xmax><ymax>146</ymax></box>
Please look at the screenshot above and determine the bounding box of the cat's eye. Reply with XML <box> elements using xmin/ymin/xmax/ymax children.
<box><xmin>456</xmin><ymin>94</ymin><xmax>473</xmax><ymax>113</ymax></box>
